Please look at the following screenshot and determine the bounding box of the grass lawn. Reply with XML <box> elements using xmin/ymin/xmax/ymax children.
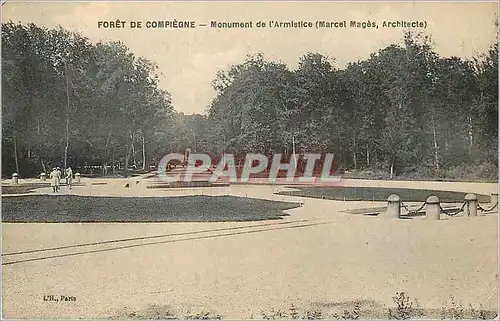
<box><xmin>1</xmin><ymin>195</ymin><xmax>299</xmax><ymax>223</ymax></box>
<box><xmin>278</xmin><ymin>186</ymin><xmax>490</xmax><ymax>203</ymax></box>
<box><xmin>1</xmin><ymin>183</ymin><xmax>51</xmax><ymax>194</ymax></box>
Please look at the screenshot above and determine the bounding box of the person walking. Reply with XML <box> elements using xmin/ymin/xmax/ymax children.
<box><xmin>49</xmin><ymin>168</ymin><xmax>58</xmax><ymax>193</ymax></box>
<box><xmin>56</xmin><ymin>167</ymin><xmax>62</xmax><ymax>192</ymax></box>
<box><xmin>66</xmin><ymin>167</ymin><xmax>73</xmax><ymax>189</ymax></box>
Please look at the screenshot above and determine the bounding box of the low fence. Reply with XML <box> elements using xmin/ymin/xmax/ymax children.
<box><xmin>384</xmin><ymin>193</ymin><xmax>498</xmax><ymax>220</ymax></box>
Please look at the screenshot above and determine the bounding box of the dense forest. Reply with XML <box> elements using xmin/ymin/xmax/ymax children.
<box><xmin>2</xmin><ymin>22</ymin><xmax>498</xmax><ymax>180</ymax></box>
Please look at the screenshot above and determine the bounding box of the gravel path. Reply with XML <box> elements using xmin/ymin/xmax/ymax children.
<box><xmin>2</xmin><ymin>178</ymin><xmax>498</xmax><ymax>319</ymax></box>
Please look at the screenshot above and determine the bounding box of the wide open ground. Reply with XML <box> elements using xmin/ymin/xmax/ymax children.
<box><xmin>1</xmin><ymin>178</ymin><xmax>498</xmax><ymax>319</ymax></box>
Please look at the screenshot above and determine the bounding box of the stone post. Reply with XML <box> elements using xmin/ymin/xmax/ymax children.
<box><xmin>385</xmin><ymin>194</ymin><xmax>401</xmax><ymax>218</ymax></box>
<box><xmin>75</xmin><ymin>173</ymin><xmax>81</xmax><ymax>183</ymax></box>
<box><xmin>12</xmin><ymin>173</ymin><xmax>18</xmax><ymax>184</ymax></box>
<box><xmin>425</xmin><ymin>195</ymin><xmax>440</xmax><ymax>220</ymax></box>
<box><xmin>464</xmin><ymin>193</ymin><xmax>478</xmax><ymax>217</ymax></box>
<box><xmin>40</xmin><ymin>173</ymin><xmax>46</xmax><ymax>181</ymax></box>
<box><xmin>491</xmin><ymin>193</ymin><xmax>498</xmax><ymax>208</ymax></box>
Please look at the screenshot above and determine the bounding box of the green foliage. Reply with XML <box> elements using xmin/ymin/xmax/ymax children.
<box><xmin>388</xmin><ymin>292</ymin><xmax>414</xmax><ymax>320</ymax></box>
<box><xmin>440</xmin><ymin>294</ymin><xmax>465</xmax><ymax>320</ymax></box>
<box><xmin>2</xmin><ymin>24</ymin><xmax>497</xmax><ymax>180</ymax></box>
<box><xmin>118</xmin><ymin>296</ymin><xmax>497</xmax><ymax>320</ymax></box>
<box><xmin>436</xmin><ymin>162</ymin><xmax>498</xmax><ymax>181</ymax></box>
<box><xmin>437</xmin><ymin>295</ymin><xmax>495</xmax><ymax>320</ymax></box>
<box><xmin>468</xmin><ymin>304</ymin><xmax>489</xmax><ymax>320</ymax></box>
<box><xmin>331</xmin><ymin>302</ymin><xmax>361</xmax><ymax>320</ymax></box>
<box><xmin>261</xmin><ymin>308</ymin><xmax>289</xmax><ymax>320</ymax></box>
<box><xmin>2</xmin><ymin>22</ymin><xmax>174</xmax><ymax>177</ymax></box>
<box><xmin>303</xmin><ymin>309</ymin><xmax>323</xmax><ymax>320</ymax></box>
<box><xmin>289</xmin><ymin>304</ymin><xmax>300</xmax><ymax>319</ymax></box>
<box><xmin>204</xmin><ymin>31</ymin><xmax>498</xmax><ymax>180</ymax></box>
<box><xmin>126</xmin><ymin>304</ymin><xmax>178</xmax><ymax>320</ymax></box>
<box><xmin>184</xmin><ymin>310</ymin><xmax>222</xmax><ymax>320</ymax></box>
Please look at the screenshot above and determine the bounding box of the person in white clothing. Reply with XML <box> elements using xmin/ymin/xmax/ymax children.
<box><xmin>56</xmin><ymin>167</ymin><xmax>62</xmax><ymax>192</ymax></box>
<box><xmin>66</xmin><ymin>167</ymin><xmax>73</xmax><ymax>189</ymax></box>
<box><xmin>49</xmin><ymin>168</ymin><xmax>58</xmax><ymax>193</ymax></box>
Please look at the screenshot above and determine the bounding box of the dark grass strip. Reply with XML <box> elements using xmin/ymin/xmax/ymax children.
<box><xmin>278</xmin><ymin>186</ymin><xmax>490</xmax><ymax>202</ymax></box>
<box><xmin>2</xmin><ymin>195</ymin><xmax>300</xmax><ymax>223</ymax></box>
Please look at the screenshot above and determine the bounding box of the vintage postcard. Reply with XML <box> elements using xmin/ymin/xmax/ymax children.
<box><xmin>1</xmin><ymin>1</ymin><xmax>498</xmax><ymax>320</ymax></box>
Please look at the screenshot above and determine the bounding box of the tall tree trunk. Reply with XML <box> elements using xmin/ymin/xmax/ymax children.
<box><xmin>353</xmin><ymin>132</ymin><xmax>357</xmax><ymax>170</ymax></box>
<box><xmin>337</xmin><ymin>125</ymin><xmax>342</xmax><ymax>158</ymax></box>
<box><xmin>64</xmin><ymin>61</ymin><xmax>71</xmax><ymax>171</ymax></box>
<box><xmin>124</xmin><ymin>133</ymin><xmax>134</xmax><ymax>170</ymax></box>
<box><xmin>432</xmin><ymin>116</ymin><xmax>439</xmax><ymax>171</ymax></box>
<box><xmin>468</xmin><ymin>115</ymin><xmax>473</xmax><ymax>151</ymax></box>
<box><xmin>103</xmin><ymin>132</ymin><xmax>111</xmax><ymax>176</ymax></box>
<box><xmin>142</xmin><ymin>133</ymin><xmax>146</xmax><ymax>170</ymax></box>
<box><xmin>112</xmin><ymin>151</ymin><xmax>116</xmax><ymax>174</ymax></box>
<box><xmin>132</xmin><ymin>141</ymin><xmax>136</xmax><ymax>167</ymax></box>
<box><xmin>13</xmin><ymin>132</ymin><xmax>20</xmax><ymax>175</ymax></box>
<box><xmin>40</xmin><ymin>158</ymin><xmax>46</xmax><ymax>174</ymax></box>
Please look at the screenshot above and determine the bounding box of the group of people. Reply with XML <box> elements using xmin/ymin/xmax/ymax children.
<box><xmin>49</xmin><ymin>166</ymin><xmax>73</xmax><ymax>193</ymax></box>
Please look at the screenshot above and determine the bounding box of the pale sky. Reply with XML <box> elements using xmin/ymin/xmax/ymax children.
<box><xmin>2</xmin><ymin>1</ymin><xmax>498</xmax><ymax>114</ymax></box>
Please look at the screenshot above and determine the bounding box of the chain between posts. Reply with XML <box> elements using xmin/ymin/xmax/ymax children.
<box><xmin>400</xmin><ymin>202</ymin><xmax>426</xmax><ymax>216</ymax></box>
<box><xmin>400</xmin><ymin>199</ymin><xmax>497</xmax><ymax>217</ymax></box>
<box><xmin>439</xmin><ymin>201</ymin><xmax>466</xmax><ymax>217</ymax></box>
<box><xmin>477</xmin><ymin>202</ymin><xmax>498</xmax><ymax>212</ymax></box>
